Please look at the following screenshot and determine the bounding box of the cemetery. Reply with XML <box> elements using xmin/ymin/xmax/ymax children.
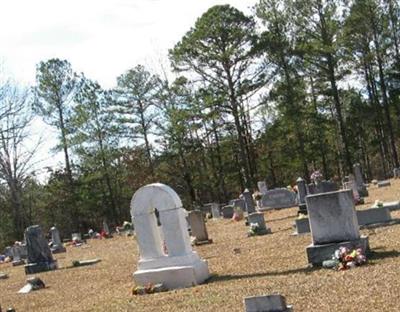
<box><xmin>0</xmin><ymin>179</ymin><xmax>399</xmax><ymax>311</ymax></box>
<box><xmin>2</xmin><ymin>0</ymin><xmax>400</xmax><ymax>311</ymax></box>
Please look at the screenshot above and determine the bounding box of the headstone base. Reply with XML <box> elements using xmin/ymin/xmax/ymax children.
<box><xmin>12</xmin><ymin>259</ymin><xmax>25</xmax><ymax>266</ymax></box>
<box><xmin>193</xmin><ymin>238</ymin><xmax>213</xmax><ymax>246</ymax></box>
<box><xmin>133</xmin><ymin>258</ymin><xmax>209</xmax><ymax>290</ymax></box>
<box><xmin>306</xmin><ymin>235</ymin><xmax>369</xmax><ymax>266</ymax></box>
<box><xmin>356</xmin><ymin>207</ymin><xmax>391</xmax><ymax>226</ymax></box>
<box><xmin>372</xmin><ymin>201</ymin><xmax>400</xmax><ymax>211</ymax></box>
<box><xmin>51</xmin><ymin>246</ymin><xmax>66</xmax><ymax>254</ymax></box>
<box><xmin>25</xmin><ymin>261</ymin><xmax>58</xmax><ymax>274</ymax></box>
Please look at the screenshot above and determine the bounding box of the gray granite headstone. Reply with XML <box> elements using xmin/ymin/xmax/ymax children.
<box><xmin>244</xmin><ymin>294</ymin><xmax>292</xmax><ymax>312</ymax></box>
<box><xmin>188</xmin><ymin>210</ymin><xmax>209</xmax><ymax>242</ymax></box>
<box><xmin>259</xmin><ymin>189</ymin><xmax>296</xmax><ymax>210</ymax></box>
<box><xmin>50</xmin><ymin>226</ymin><xmax>66</xmax><ymax>253</ymax></box>
<box><xmin>306</xmin><ymin>190</ymin><xmax>360</xmax><ymax>245</ymax></box>
<box><xmin>353</xmin><ymin>163</ymin><xmax>368</xmax><ymax>196</ymax></box>
<box><xmin>308</xmin><ymin>181</ymin><xmax>339</xmax><ymax>195</ymax></box>
<box><xmin>231</xmin><ymin>199</ymin><xmax>246</xmax><ymax>211</ymax></box>
<box><xmin>257</xmin><ymin>181</ymin><xmax>268</xmax><ymax>195</ymax></box>
<box><xmin>242</xmin><ymin>189</ymin><xmax>256</xmax><ymax>213</ymax></box>
<box><xmin>210</xmin><ymin>203</ymin><xmax>220</xmax><ymax>218</ymax></box>
<box><xmin>103</xmin><ymin>221</ymin><xmax>110</xmax><ymax>234</ymax></box>
<box><xmin>248</xmin><ymin>212</ymin><xmax>270</xmax><ymax>234</ymax></box>
<box><xmin>221</xmin><ymin>205</ymin><xmax>234</xmax><ymax>219</ymax></box>
<box><xmin>25</xmin><ymin>225</ymin><xmax>57</xmax><ymax>274</ymax></box>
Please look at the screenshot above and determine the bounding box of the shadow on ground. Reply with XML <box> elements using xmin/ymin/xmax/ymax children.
<box><xmin>207</xmin><ymin>266</ymin><xmax>318</xmax><ymax>284</ymax></box>
<box><xmin>369</xmin><ymin>249</ymin><xmax>400</xmax><ymax>261</ymax></box>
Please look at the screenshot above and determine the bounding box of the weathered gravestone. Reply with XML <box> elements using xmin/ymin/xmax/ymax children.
<box><xmin>257</xmin><ymin>181</ymin><xmax>268</xmax><ymax>195</ymax></box>
<box><xmin>11</xmin><ymin>245</ymin><xmax>25</xmax><ymax>266</ymax></box>
<box><xmin>24</xmin><ymin>225</ymin><xmax>58</xmax><ymax>274</ymax></box>
<box><xmin>294</xmin><ymin>217</ymin><xmax>311</xmax><ymax>235</ymax></box>
<box><xmin>343</xmin><ymin>180</ymin><xmax>361</xmax><ymax>203</ymax></box>
<box><xmin>305</xmin><ymin>190</ymin><xmax>369</xmax><ymax>265</ymax></box>
<box><xmin>131</xmin><ymin>183</ymin><xmax>209</xmax><ymax>290</ymax></box>
<box><xmin>308</xmin><ymin>181</ymin><xmax>339</xmax><ymax>195</ymax></box>
<box><xmin>210</xmin><ymin>203</ymin><xmax>221</xmax><ymax>218</ymax></box>
<box><xmin>248</xmin><ymin>212</ymin><xmax>271</xmax><ymax>235</ymax></box>
<box><xmin>259</xmin><ymin>188</ymin><xmax>297</xmax><ymax>211</ymax></box>
<box><xmin>49</xmin><ymin>226</ymin><xmax>66</xmax><ymax>253</ymax></box>
<box><xmin>244</xmin><ymin>294</ymin><xmax>292</xmax><ymax>312</ymax></box>
<box><xmin>296</xmin><ymin>177</ymin><xmax>308</xmax><ymax>215</ymax></box>
<box><xmin>394</xmin><ymin>168</ymin><xmax>400</xmax><ymax>179</ymax></box>
<box><xmin>103</xmin><ymin>221</ymin><xmax>110</xmax><ymax>235</ymax></box>
<box><xmin>188</xmin><ymin>210</ymin><xmax>212</xmax><ymax>245</ymax></box>
<box><xmin>242</xmin><ymin>189</ymin><xmax>256</xmax><ymax>213</ymax></box>
<box><xmin>353</xmin><ymin>163</ymin><xmax>369</xmax><ymax>197</ymax></box>
<box><xmin>221</xmin><ymin>205</ymin><xmax>234</xmax><ymax>219</ymax></box>
<box><xmin>230</xmin><ymin>199</ymin><xmax>246</xmax><ymax>211</ymax></box>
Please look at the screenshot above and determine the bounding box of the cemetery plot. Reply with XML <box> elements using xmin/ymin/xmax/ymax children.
<box><xmin>1</xmin><ymin>179</ymin><xmax>400</xmax><ymax>311</ymax></box>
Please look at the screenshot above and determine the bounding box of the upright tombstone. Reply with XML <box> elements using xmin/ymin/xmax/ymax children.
<box><xmin>242</xmin><ymin>189</ymin><xmax>256</xmax><ymax>213</ymax></box>
<box><xmin>343</xmin><ymin>180</ymin><xmax>361</xmax><ymax>203</ymax></box>
<box><xmin>210</xmin><ymin>203</ymin><xmax>220</xmax><ymax>219</ymax></box>
<box><xmin>305</xmin><ymin>190</ymin><xmax>369</xmax><ymax>265</ymax></box>
<box><xmin>221</xmin><ymin>205</ymin><xmax>234</xmax><ymax>218</ymax></box>
<box><xmin>248</xmin><ymin>212</ymin><xmax>271</xmax><ymax>235</ymax></box>
<box><xmin>188</xmin><ymin>210</ymin><xmax>212</xmax><ymax>245</ymax></box>
<box><xmin>24</xmin><ymin>225</ymin><xmax>57</xmax><ymax>274</ymax></box>
<box><xmin>49</xmin><ymin>226</ymin><xmax>66</xmax><ymax>253</ymax></box>
<box><xmin>296</xmin><ymin>177</ymin><xmax>308</xmax><ymax>215</ymax></box>
<box><xmin>257</xmin><ymin>181</ymin><xmax>268</xmax><ymax>195</ymax></box>
<box><xmin>131</xmin><ymin>183</ymin><xmax>209</xmax><ymax>290</ymax></box>
<box><xmin>259</xmin><ymin>188</ymin><xmax>297</xmax><ymax>211</ymax></box>
<box><xmin>231</xmin><ymin>199</ymin><xmax>246</xmax><ymax>211</ymax></box>
<box><xmin>11</xmin><ymin>245</ymin><xmax>24</xmax><ymax>266</ymax></box>
<box><xmin>353</xmin><ymin>163</ymin><xmax>369</xmax><ymax>197</ymax></box>
<box><xmin>103</xmin><ymin>221</ymin><xmax>110</xmax><ymax>235</ymax></box>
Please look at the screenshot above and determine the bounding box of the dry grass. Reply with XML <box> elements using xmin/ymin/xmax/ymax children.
<box><xmin>2</xmin><ymin>180</ymin><xmax>400</xmax><ymax>311</ymax></box>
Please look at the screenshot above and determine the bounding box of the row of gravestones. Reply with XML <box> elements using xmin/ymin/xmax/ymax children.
<box><xmin>129</xmin><ymin>183</ymin><xmax>372</xmax><ymax>312</ymax></box>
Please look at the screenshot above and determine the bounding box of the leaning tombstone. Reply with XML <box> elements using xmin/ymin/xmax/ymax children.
<box><xmin>353</xmin><ymin>163</ymin><xmax>369</xmax><ymax>197</ymax></box>
<box><xmin>305</xmin><ymin>190</ymin><xmax>369</xmax><ymax>266</ymax></box>
<box><xmin>24</xmin><ymin>225</ymin><xmax>58</xmax><ymax>274</ymax></box>
<box><xmin>131</xmin><ymin>183</ymin><xmax>209</xmax><ymax>290</ymax></box>
<box><xmin>244</xmin><ymin>294</ymin><xmax>293</xmax><ymax>312</ymax></box>
<box><xmin>188</xmin><ymin>210</ymin><xmax>212</xmax><ymax>245</ymax></box>
<box><xmin>242</xmin><ymin>189</ymin><xmax>256</xmax><ymax>213</ymax></box>
<box><xmin>49</xmin><ymin>226</ymin><xmax>66</xmax><ymax>254</ymax></box>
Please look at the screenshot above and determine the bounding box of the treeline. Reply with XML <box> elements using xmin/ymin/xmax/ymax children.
<box><xmin>1</xmin><ymin>0</ymin><xmax>399</xmax><ymax>247</ymax></box>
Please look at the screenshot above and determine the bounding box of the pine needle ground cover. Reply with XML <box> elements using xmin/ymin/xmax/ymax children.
<box><xmin>1</xmin><ymin>181</ymin><xmax>400</xmax><ymax>311</ymax></box>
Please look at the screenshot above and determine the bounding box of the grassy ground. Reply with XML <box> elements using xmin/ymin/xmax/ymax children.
<box><xmin>1</xmin><ymin>180</ymin><xmax>400</xmax><ymax>311</ymax></box>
